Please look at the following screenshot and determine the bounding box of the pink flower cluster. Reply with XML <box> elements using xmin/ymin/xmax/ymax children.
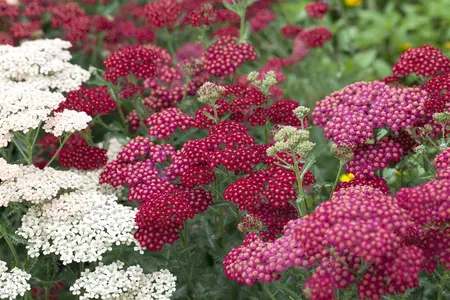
<box><xmin>224</xmin><ymin>181</ymin><xmax>450</xmax><ymax>299</ymax></box>
<box><xmin>313</xmin><ymin>81</ymin><xmax>427</xmax><ymax>146</ymax></box>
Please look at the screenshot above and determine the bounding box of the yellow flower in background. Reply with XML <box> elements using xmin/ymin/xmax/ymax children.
<box><xmin>445</xmin><ymin>42</ymin><xmax>450</xmax><ymax>49</ymax></box>
<box><xmin>345</xmin><ymin>0</ymin><xmax>363</xmax><ymax>7</ymax></box>
<box><xmin>400</xmin><ymin>43</ymin><xmax>412</xmax><ymax>51</ymax></box>
<box><xmin>339</xmin><ymin>173</ymin><xmax>355</xmax><ymax>183</ymax></box>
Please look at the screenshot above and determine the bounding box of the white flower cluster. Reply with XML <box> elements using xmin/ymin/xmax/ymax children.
<box><xmin>0</xmin><ymin>86</ymin><xmax>65</xmax><ymax>147</ymax></box>
<box><xmin>0</xmin><ymin>39</ymin><xmax>90</xmax><ymax>92</ymax></box>
<box><xmin>0</xmin><ymin>260</ymin><xmax>31</xmax><ymax>300</ymax></box>
<box><xmin>0</xmin><ymin>158</ymin><xmax>87</xmax><ymax>207</ymax></box>
<box><xmin>70</xmin><ymin>261</ymin><xmax>177</xmax><ymax>300</ymax></box>
<box><xmin>18</xmin><ymin>191</ymin><xmax>138</xmax><ymax>264</ymax></box>
<box><xmin>43</xmin><ymin>110</ymin><xmax>92</xmax><ymax>137</ymax></box>
<box><xmin>0</xmin><ymin>39</ymin><xmax>91</xmax><ymax>148</ymax></box>
<box><xmin>0</xmin><ymin>158</ymin><xmax>86</xmax><ymax>207</ymax></box>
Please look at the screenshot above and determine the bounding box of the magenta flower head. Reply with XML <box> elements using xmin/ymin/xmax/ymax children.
<box><xmin>393</xmin><ymin>45</ymin><xmax>450</xmax><ymax>78</ymax></box>
<box><xmin>313</xmin><ymin>81</ymin><xmax>427</xmax><ymax>146</ymax></box>
<box><xmin>103</xmin><ymin>46</ymin><xmax>159</xmax><ymax>83</ymax></box>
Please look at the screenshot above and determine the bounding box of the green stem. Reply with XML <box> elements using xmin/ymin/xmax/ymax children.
<box><xmin>45</xmin><ymin>134</ymin><xmax>72</xmax><ymax>168</ymax></box>
<box><xmin>173</xmin><ymin>246</ymin><xmax>200</xmax><ymax>299</ymax></box>
<box><xmin>11</xmin><ymin>137</ymin><xmax>29</xmax><ymax>164</ymax></box>
<box><xmin>291</xmin><ymin>153</ymin><xmax>306</xmax><ymax>216</ymax></box>
<box><xmin>437</xmin><ymin>270</ymin><xmax>449</xmax><ymax>300</ymax></box>
<box><xmin>260</xmin><ymin>284</ymin><xmax>277</xmax><ymax>300</ymax></box>
<box><xmin>331</xmin><ymin>161</ymin><xmax>345</xmax><ymax>195</ymax></box>
<box><xmin>0</xmin><ymin>225</ymin><xmax>20</xmax><ymax>266</ymax></box>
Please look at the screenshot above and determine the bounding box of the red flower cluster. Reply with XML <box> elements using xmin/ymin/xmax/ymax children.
<box><xmin>194</xmin><ymin>84</ymin><xmax>306</xmax><ymax>129</ymax></box>
<box><xmin>144</xmin><ymin>0</ymin><xmax>182</xmax><ymax>28</ymax></box>
<box><xmin>335</xmin><ymin>175</ymin><xmax>391</xmax><ymax>194</ymax></box>
<box><xmin>305</xmin><ymin>2</ymin><xmax>329</xmax><ymax>19</ymax></box>
<box><xmin>56</xmin><ymin>87</ymin><xmax>116</xmax><ymax>116</ymax></box>
<box><xmin>39</xmin><ymin>134</ymin><xmax>107</xmax><ymax>170</ymax></box>
<box><xmin>299</xmin><ymin>26</ymin><xmax>332</xmax><ymax>48</ymax></box>
<box><xmin>250</xmin><ymin>9</ymin><xmax>276</xmax><ymax>31</ymax></box>
<box><xmin>423</xmin><ymin>73</ymin><xmax>450</xmax><ymax>115</ymax></box>
<box><xmin>103</xmin><ymin>46</ymin><xmax>159</xmax><ymax>83</ymax></box>
<box><xmin>280</xmin><ymin>25</ymin><xmax>303</xmax><ymax>38</ymax></box>
<box><xmin>202</xmin><ymin>36</ymin><xmax>257</xmax><ymax>77</ymax></box>
<box><xmin>100</xmin><ymin>136</ymin><xmax>212</xmax><ymax>250</ymax></box>
<box><xmin>182</xmin><ymin>3</ymin><xmax>217</xmax><ymax>27</ymax></box>
<box><xmin>145</xmin><ymin>107</ymin><xmax>194</xmax><ymax>139</ymax></box>
<box><xmin>392</xmin><ymin>45</ymin><xmax>450</xmax><ymax>78</ymax></box>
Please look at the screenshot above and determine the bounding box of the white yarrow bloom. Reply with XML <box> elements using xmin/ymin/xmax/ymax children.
<box><xmin>18</xmin><ymin>191</ymin><xmax>138</xmax><ymax>264</ymax></box>
<box><xmin>0</xmin><ymin>39</ymin><xmax>90</xmax><ymax>92</ymax></box>
<box><xmin>0</xmin><ymin>86</ymin><xmax>65</xmax><ymax>147</ymax></box>
<box><xmin>70</xmin><ymin>262</ymin><xmax>177</xmax><ymax>300</ymax></box>
<box><xmin>0</xmin><ymin>39</ymin><xmax>91</xmax><ymax>148</ymax></box>
<box><xmin>0</xmin><ymin>158</ymin><xmax>87</xmax><ymax>207</ymax></box>
<box><xmin>0</xmin><ymin>260</ymin><xmax>31</xmax><ymax>300</ymax></box>
<box><xmin>43</xmin><ymin>110</ymin><xmax>92</xmax><ymax>136</ymax></box>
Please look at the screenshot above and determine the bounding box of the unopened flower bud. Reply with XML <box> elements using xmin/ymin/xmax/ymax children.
<box><xmin>331</xmin><ymin>144</ymin><xmax>354</xmax><ymax>163</ymax></box>
<box><xmin>197</xmin><ymin>82</ymin><xmax>226</xmax><ymax>104</ymax></box>
<box><xmin>433</xmin><ymin>112</ymin><xmax>450</xmax><ymax>124</ymax></box>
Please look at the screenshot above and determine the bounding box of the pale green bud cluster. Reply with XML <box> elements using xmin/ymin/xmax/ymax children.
<box><xmin>330</xmin><ymin>144</ymin><xmax>354</xmax><ymax>163</ymax></box>
<box><xmin>433</xmin><ymin>112</ymin><xmax>450</xmax><ymax>124</ymax></box>
<box><xmin>197</xmin><ymin>82</ymin><xmax>226</xmax><ymax>104</ymax></box>
<box><xmin>413</xmin><ymin>145</ymin><xmax>426</xmax><ymax>155</ymax></box>
<box><xmin>247</xmin><ymin>71</ymin><xmax>259</xmax><ymax>83</ymax></box>
<box><xmin>267</xmin><ymin>126</ymin><xmax>315</xmax><ymax>157</ymax></box>
<box><xmin>249</xmin><ymin>71</ymin><xmax>278</xmax><ymax>95</ymax></box>
<box><xmin>293</xmin><ymin>106</ymin><xmax>310</xmax><ymax>120</ymax></box>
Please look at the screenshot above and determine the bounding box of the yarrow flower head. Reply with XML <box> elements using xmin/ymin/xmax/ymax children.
<box><xmin>144</xmin><ymin>0</ymin><xmax>182</xmax><ymax>28</ymax></box>
<box><xmin>305</xmin><ymin>2</ymin><xmax>329</xmax><ymax>19</ymax></box>
<box><xmin>0</xmin><ymin>158</ymin><xmax>87</xmax><ymax>207</ymax></box>
<box><xmin>0</xmin><ymin>86</ymin><xmax>65</xmax><ymax>147</ymax></box>
<box><xmin>299</xmin><ymin>26</ymin><xmax>332</xmax><ymax>48</ymax></box>
<box><xmin>18</xmin><ymin>190</ymin><xmax>139</xmax><ymax>264</ymax></box>
<box><xmin>70</xmin><ymin>261</ymin><xmax>176</xmax><ymax>300</ymax></box>
<box><xmin>392</xmin><ymin>45</ymin><xmax>450</xmax><ymax>78</ymax></box>
<box><xmin>103</xmin><ymin>46</ymin><xmax>159</xmax><ymax>83</ymax></box>
<box><xmin>145</xmin><ymin>108</ymin><xmax>193</xmax><ymax>139</ymax></box>
<box><xmin>197</xmin><ymin>82</ymin><xmax>226</xmax><ymax>104</ymax></box>
<box><xmin>267</xmin><ymin>126</ymin><xmax>315</xmax><ymax>157</ymax></box>
<box><xmin>313</xmin><ymin>81</ymin><xmax>427</xmax><ymax>146</ymax></box>
<box><xmin>0</xmin><ymin>260</ymin><xmax>31</xmax><ymax>300</ymax></box>
<box><xmin>0</xmin><ymin>39</ymin><xmax>89</xmax><ymax>92</ymax></box>
<box><xmin>56</xmin><ymin>87</ymin><xmax>117</xmax><ymax>116</ymax></box>
<box><xmin>43</xmin><ymin>110</ymin><xmax>91</xmax><ymax>137</ymax></box>
<box><xmin>202</xmin><ymin>36</ymin><xmax>257</xmax><ymax>77</ymax></box>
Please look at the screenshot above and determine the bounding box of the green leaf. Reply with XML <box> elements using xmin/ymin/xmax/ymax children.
<box><xmin>354</xmin><ymin>50</ymin><xmax>378</xmax><ymax>69</ymax></box>
<box><xmin>373</xmin><ymin>59</ymin><xmax>392</xmax><ymax>78</ymax></box>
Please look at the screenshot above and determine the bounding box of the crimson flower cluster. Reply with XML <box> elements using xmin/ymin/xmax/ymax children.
<box><xmin>305</xmin><ymin>2</ymin><xmax>329</xmax><ymax>19</ymax></box>
<box><xmin>194</xmin><ymin>84</ymin><xmax>307</xmax><ymax>129</ymax></box>
<box><xmin>38</xmin><ymin>134</ymin><xmax>107</xmax><ymax>170</ymax></box>
<box><xmin>99</xmin><ymin>136</ymin><xmax>212</xmax><ymax>251</ymax></box>
<box><xmin>56</xmin><ymin>87</ymin><xmax>116</xmax><ymax>116</ymax></box>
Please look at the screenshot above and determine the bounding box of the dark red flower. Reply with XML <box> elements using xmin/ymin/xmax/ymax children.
<box><xmin>103</xmin><ymin>46</ymin><xmax>159</xmax><ymax>83</ymax></box>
